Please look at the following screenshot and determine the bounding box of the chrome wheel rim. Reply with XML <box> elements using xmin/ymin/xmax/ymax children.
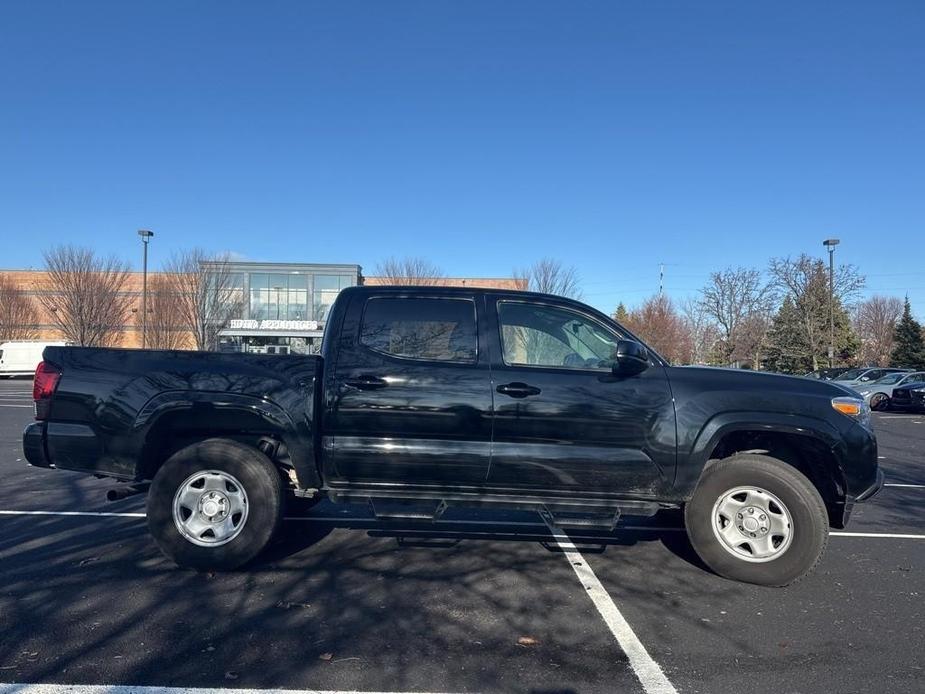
<box><xmin>172</xmin><ymin>470</ymin><xmax>249</xmax><ymax>547</ymax></box>
<box><xmin>710</xmin><ymin>486</ymin><xmax>793</xmax><ymax>563</ymax></box>
<box><xmin>870</xmin><ymin>393</ymin><xmax>888</xmax><ymax>411</ymax></box>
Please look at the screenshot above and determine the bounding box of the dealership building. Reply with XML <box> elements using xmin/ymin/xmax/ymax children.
<box><xmin>0</xmin><ymin>262</ymin><xmax>523</xmax><ymax>352</ymax></box>
<box><xmin>215</xmin><ymin>262</ymin><xmax>362</xmax><ymax>355</ymax></box>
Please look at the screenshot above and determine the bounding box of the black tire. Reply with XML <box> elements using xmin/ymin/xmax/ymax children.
<box><xmin>684</xmin><ymin>454</ymin><xmax>829</xmax><ymax>587</ymax></box>
<box><xmin>146</xmin><ymin>438</ymin><xmax>284</xmax><ymax>570</ymax></box>
<box><xmin>869</xmin><ymin>392</ymin><xmax>890</xmax><ymax>411</ymax></box>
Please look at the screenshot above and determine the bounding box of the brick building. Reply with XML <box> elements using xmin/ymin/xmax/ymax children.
<box><xmin>0</xmin><ymin>264</ymin><xmax>524</xmax><ymax>352</ymax></box>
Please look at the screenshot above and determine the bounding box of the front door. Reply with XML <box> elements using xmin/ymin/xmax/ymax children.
<box><xmin>325</xmin><ymin>292</ymin><xmax>492</xmax><ymax>487</ymax></box>
<box><xmin>486</xmin><ymin>297</ymin><xmax>676</xmax><ymax>497</ymax></box>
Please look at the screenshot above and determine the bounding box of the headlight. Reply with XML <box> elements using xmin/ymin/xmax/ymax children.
<box><xmin>913</xmin><ymin>388</ymin><xmax>925</xmax><ymax>394</ymax></box>
<box><xmin>832</xmin><ymin>396</ymin><xmax>872</xmax><ymax>429</ymax></box>
<box><xmin>857</xmin><ymin>390</ymin><xmax>871</xmax><ymax>396</ymax></box>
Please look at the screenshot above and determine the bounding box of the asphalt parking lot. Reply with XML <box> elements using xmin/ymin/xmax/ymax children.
<box><xmin>1</xmin><ymin>379</ymin><xmax>923</xmax><ymax>694</ymax></box>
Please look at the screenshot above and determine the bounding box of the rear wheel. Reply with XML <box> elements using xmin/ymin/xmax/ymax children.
<box><xmin>869</xmin><ymin>392</ymin><xmax>890</xmax><ymax>411</ymax></box>
<box><xmin>147</xmin><ymin>438</ymin><xmax>284</xmax><ymax>570</ymax></box>
<box><xmin>685</xmin><ymin>454</ymin><xmax>829</xmax><ymax>587</ymax></box>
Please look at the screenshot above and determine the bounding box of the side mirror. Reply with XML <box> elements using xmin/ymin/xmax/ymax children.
<box><xmin>612</xmin><ymin>339</ymin><xmax>649</xmax><ymax>376</ymax></box>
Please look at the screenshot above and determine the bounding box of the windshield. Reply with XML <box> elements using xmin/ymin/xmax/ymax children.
<box><xmin>837</xmin><ymin>368</ymin><xmax>866</xmax><ymax>380</ymax></box>
<box><xmin>875</xmin><ymin>373</ymin><xmax>905</xmax><ymax>385</ymax></box>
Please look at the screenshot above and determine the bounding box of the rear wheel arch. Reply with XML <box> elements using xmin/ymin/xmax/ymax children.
<box><xmin>134</xmin><ymin>398</ymin><xmax>320</xmax><ymax>490</ymax></box>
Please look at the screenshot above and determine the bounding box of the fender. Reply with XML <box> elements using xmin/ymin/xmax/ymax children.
<box><xmin>134</xmin><ymin>390</ymin><xmax>321</xmax><ymax>489</ymax></box>
<box><xmin>676</xmin><ymin>410</ymin><xmax>844</xmax><ymax>498</ymax></box>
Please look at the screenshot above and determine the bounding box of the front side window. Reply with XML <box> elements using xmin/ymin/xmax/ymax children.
<box><xmin>360</xmin><ymin>297</ymin><xmax>477</xmax><ymax>363</ymax></box>
<box><xmin>498</xmin><ymin>301</ymin><xmax>621</xmax><ymax>369</ymax></box>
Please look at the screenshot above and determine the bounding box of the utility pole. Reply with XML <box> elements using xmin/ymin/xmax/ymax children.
<box><xmin>138</xmin><ymin>229</ymin><xmax>154</xmax><ymax>348</ymax></box>
<box><xmin>823</xmin><ymin>238</ymin><xmax>840</xmax><ymax>368</ymax></box>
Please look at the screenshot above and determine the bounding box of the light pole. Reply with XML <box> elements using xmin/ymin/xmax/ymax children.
<box><xmin>138</xmin><ymin>230</ymin><xmax>154</xmax><ymax>348</ymax></box>
<box><xmin>823</xmin><ymin>238</ymin><xmax>840</xmax><ymax>368</ymax></box>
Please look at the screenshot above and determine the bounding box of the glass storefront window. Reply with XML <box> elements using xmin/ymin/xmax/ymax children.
<box><xmin>241</xmin><ymin>269</ymin><xmax>357</xmax><ymax>323</ymax></box>
<box><xmin>267</xmin><ymin>274</ymin><xmax>290</xmax><ymax>320</ymax></box>
<box><xmin>313</xmin><ymin>275</ymin><xmax>342</xmax><ymax>321</ymax></box>
<box><xmin>249</xmin><ymin>273</ymin><xmax>269</xmax><ymax>320</ymax></box>
<box><xmin>288</xmin><ymin>274</ymin><xmax>308</xmax><ymax>320</ymax></box>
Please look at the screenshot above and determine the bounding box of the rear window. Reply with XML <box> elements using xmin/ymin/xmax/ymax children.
<box><xmin>360</xmin><ymin>297</ymin><xmax>477</xmax><ymax>363</ymax></box>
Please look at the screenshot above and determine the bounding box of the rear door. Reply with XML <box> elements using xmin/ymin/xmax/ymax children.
<box><xmin>324</xmin><ymin>292</ymin><xmax>493</xmax><ymax>487</ymax></box>
<box><xmin>485</xmin><ymin>297</ymin><xmax>676</xmax><ymax>497</ymax></box>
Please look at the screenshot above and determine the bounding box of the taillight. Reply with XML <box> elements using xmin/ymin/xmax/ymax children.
<box><xmin>33</xmin><ymin>361</ymin><xmax>61</xmax><ymax>420</ymax></box>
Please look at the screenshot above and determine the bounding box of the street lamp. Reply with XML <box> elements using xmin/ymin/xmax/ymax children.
<box><xmin>138</xmin><ymin>229</ymin><xmax>154</xmax><ymax>348</ymax></box>
<box><xmin>823</xmin><ymin>238</ymin><xmax>840</xmax><ymax>368</ymax></box>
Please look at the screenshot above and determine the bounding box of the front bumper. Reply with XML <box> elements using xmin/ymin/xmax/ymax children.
<box><xmin>838</xmin><ymin>467</ymin><xmax>885</xmax><ymax>528</ymax></box>
<box><xmin>855</xmin><ymin>467</ymin><xmax>885</xmax><ymax>502</ymax></box>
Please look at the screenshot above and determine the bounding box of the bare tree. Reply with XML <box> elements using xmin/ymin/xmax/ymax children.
<box><xmin>768</xmin><ymin>254</ymin><xmax>865</xmax><ymax>370</ymax></box>
<box><xmin>698</xmin><ymin>267</ymin><xmax>774</xmax><ymax>363</ymax></box>
<box><xmin>165</xmin><ymin>250</ymin><xmax>243</xmax><ymax>351</ymax></box>
<box><xmin>38</xmin><ymin>246</ymin><xmax>132</xmax><ymax>347</ymax></box>
<box><xmin>854</xmin><ymin>295</ymin><xmax>903</xmax><ymax>366</ymax></box>
<box><xmin>141</xmin><ymin>274</ymin><xmax>192</xmax><ymax>350</ymax></box>
<box><xmin>0</xmin><ymin>274</ymin><xmax>39</xmax><ymax>341</ymax></box>
<box><xmin>730</xmin><ymin>312</ymin><xmax>773</xmax><ymax>369</ymax></box>
<box><xmin>681</xmin><ymin>298</ymin><xmax>721</xmax><ymax>365</ymax></box>
<box><xmin>374</xmin><ymin>257</ymin><xmax>446</xmax><ymax>286</ymax></box>
<box><xmin>623</xmin><ymin>294</ymin><xmax>692</xmax><ymax>364</ymax></box>
<box><xmin>515</xmin><ymin>258</ymin><xmax>582</xmax><ymax>299</ymax></box>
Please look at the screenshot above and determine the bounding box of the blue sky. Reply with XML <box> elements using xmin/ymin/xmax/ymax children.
<box><xmin>2</xmin><ymin>1</ymin><xmax>923</xmax><ymax>316</ymax></box>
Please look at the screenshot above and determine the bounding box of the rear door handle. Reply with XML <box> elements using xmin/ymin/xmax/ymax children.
<box><xmin>344</xmin><ymin>375</ymin><xmax>389</xmax><ymax>390</ymax></box>
<box><xmin>496</xmin><ymin>382</ymin><xmax>541</xmax><ymax>398</ymax></box>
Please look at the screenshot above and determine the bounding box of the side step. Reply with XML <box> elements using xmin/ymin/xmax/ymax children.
<box><xmin>541</xmin><ymin>506</ymin><xmax>621</xmax><ymax>531</ymax></box>
<box><xmin>369</xmin><ymin>498</ymin><xmax>448</xmax><ymax>521</ymax></box>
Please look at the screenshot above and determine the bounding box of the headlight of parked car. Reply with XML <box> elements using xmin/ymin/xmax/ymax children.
<box><xmin>832</xmin><ymin>396</ymin><xmax>872</xmax><ymax>429</ymax></box>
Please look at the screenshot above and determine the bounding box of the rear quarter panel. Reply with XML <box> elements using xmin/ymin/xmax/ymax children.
<box><xmin>41</xmin><ymin>347</ymin><xmax>322</xmax><ymax>485</ymax></box>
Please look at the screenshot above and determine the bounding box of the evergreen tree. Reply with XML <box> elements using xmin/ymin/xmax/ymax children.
<box><xmin>890</xmin><ymin>299</ymin><xmax>925</xmax><ymax>368</ymax></box>
<box><xmin>764</xmin><ymin>297</ymin><xmax>812</xmax><ymax>373</ymax></box>
<box><xmin>613</xmin><ymin>302</ymin><xmax>630</xmax><ymax>324</ymax></box>
<box><xmin>764</xmin><ymin>294</ymin><xmax>858</xmax><ymax>373</ymax></box>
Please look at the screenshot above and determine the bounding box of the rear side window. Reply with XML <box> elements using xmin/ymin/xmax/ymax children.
<box><xmin>360</xmin><ymin>297</ymin><xmax>477</xmax><ymax>363</ymax></box>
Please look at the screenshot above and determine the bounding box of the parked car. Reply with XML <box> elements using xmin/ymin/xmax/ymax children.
<box><xmin>22</xmin><ymin>286</ymin><xmax>883</xmax><ymax>587</ymax></box>
<box><xmin>854</xmin><ymin>371</ymin><xmax>925</xmax><ymax>411</ymax></box>
<box><xmin>0</xmin><ymin>341</ymin><xmax>67</xmax><ymax>378</ymax></box>
<box><xmin>832</xmin><ymin>367</ymin><xmax>911</xmax><ymax>389</ymax></box>
<box><xmin>803</xmin><ymin>367</ymin><xmax>851</xmax><ymax>381</ymax></box>
<box><xmin>889</xmin><ymin>381</ymin><xmax>925</xmax><ymax>412</ymax></box>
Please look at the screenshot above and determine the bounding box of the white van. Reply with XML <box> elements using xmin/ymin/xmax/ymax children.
<box><xmin>0</xmin><ymin>341</ymin><xmax>67</xmax><ymax>377</ymax></box>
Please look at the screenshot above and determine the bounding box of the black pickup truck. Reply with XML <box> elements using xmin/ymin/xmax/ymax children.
<box><xmin>23</xmin><ymin>285</ymin><xmax>883</xmax><ymax>586</ymax></box>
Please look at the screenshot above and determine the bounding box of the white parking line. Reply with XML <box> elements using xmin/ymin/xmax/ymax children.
<box><xmin>0</xmin><ymin>510</ymin><xmax>146</xmax><ymax>518</ymax></box>
<box><xmin>829</xmin><ymin>531</ymin><xmax>925</xmax><ymax>539</ymax></box>
<box><xmin>543</xmin><ymin>517</ymin><xmax>678</xmax><ymax>694</ymax></box>
<box><xmin>0</xmin><ymin>685</ymin><xmax>461</xmax><ymax>694</ymax></box>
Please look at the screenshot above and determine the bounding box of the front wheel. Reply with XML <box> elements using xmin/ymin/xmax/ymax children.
<box><xmin>685</xmin><ymin>454</ymin><xmax>829</xmax><ymax>587</ymax></box>
<box><xmin>869</xmin><ymin>392</ymin><xmax>890</xmax><ymax>411</ymax></box>
<box><xmin>147</xmin><ymin>438</ymin><xmax>284</xmax><ymax>570</ymax></box>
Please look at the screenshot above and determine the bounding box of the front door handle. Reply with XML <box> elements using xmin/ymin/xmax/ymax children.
<box><xmin>344</xmin><ymin>375</ymin><xmax>389</xmax><ymax>390</ymax></box>
<box><xmin>496</xmin><ymin>382</ymin><xmax>541</xmax><ymax>399</ymax></box>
